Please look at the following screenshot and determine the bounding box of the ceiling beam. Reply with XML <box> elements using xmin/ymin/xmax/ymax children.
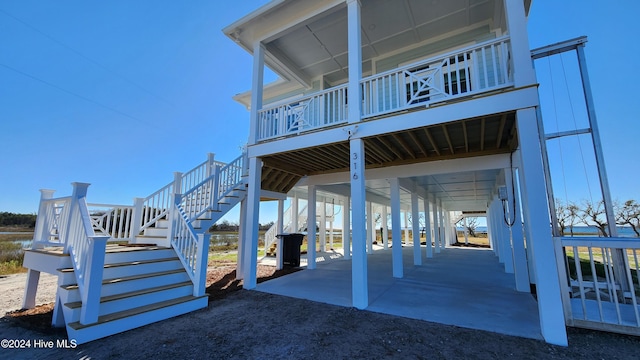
<box><xmin>496</xmin><ymin>113</ymin><xmax>507</xmax><ymax>149</ymax></box>
<box><xmin>393</xmin><ymin>133</ymin><xmax>416</xmax><ymax>159</ymax></box>
<box><xmin>424</xmin><ymin>128</ymin><xmax>441</xmax><ymax>156</ymax></box>
<box><xmin>442</xmin><ymin>124</ymin><xmax>455</xmax><ymax>155</ymax></box>
<box><xmin>408</xmin><ymin>131</ymin><xmax>429</xmax><ymax>157</ymax></box>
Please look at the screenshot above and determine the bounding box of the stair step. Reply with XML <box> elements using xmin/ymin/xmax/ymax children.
<box><xmin>64</xmin><ymin>281</ymin><xmax>194</xmax><ymax>310</ymax></box>
<box><xmin>61</xmin><ymin>269</ymin><xmax>190</xmax><ymax>300</ymax></box>
<box><xmin>59</xmin><ymin>257</ymin><xmax>182</xmax><ymax>279</ymax></box>
<box><xmin>67</xmin><ymin>295</ymin><xmax>208</xmax><ymax>344</ymax></box>
<box><xmin>68</xmin><ymin>295</ymin><xmax>206</xmax><ymax>330</ymax></box>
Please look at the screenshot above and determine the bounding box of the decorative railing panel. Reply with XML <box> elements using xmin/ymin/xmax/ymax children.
<box><xmin>33</xmin><ymin>196</ymin><xmax>71</xmax><ymax>247</ymax></box>
<box><xmin>257</xmin><ymin>85</ymin><xmax>348</xmax><ymax>141</ymax></box>
<box><xmin>555</xmin><ymin>237</ymin><xmax>640</xmax><ymax>335</ymax></box>
<box><xmin>87</xmin><ymin>203</ymin><xmax>136</xmax><ymax>241</ymax></box>
<box><xmin>361</xmin><ymin>36</ymin><xmax>511</xmax><ymax>118</ymax></box>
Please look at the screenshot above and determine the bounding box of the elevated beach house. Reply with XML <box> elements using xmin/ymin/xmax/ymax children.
<box><xmin>22</xmin><ymin>0</ymin><xmax>640</xmax><ymax>346</ymax></box>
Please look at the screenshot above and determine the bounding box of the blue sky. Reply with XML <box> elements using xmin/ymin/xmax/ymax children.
<box><xmin>0</xmin><ymin>1</ymin><xmax>638</xmax><ymax>225</ymax></box>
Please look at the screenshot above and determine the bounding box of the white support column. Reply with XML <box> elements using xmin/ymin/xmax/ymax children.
<box><xmin>242</xmin><ymin>157</ymin><xmax>262</xmax><ymax>289</ymax></box>
<box><xmin>343</xmin><ymin>197</ymin><xmax>351</xmax><ymax>259</ymax></box>
<box><xmin>366</xmin><ymin>201</ymin><xmax>373</xmax><ymax>253</ymax></box>
<box><xmin>506</xmin><ymin>166</ymin><xmax>530</xmax><ymax>292</ymax></box>
<box><xmin>236</xmin><ymin>198</ymin><xmax>248</xmax><ymax>280</ymax></box>
<box><xmin>487</xmin><ymin>204</ymin><xmax>494</xmax><ymax>253</ymax></box>
<box><xmin>517</xmin><ymin>166</ymin><xmax>537</xmax><ymax>284</ymax></box>
<box><xmin>423</xmin><ymin>196</ymin><xmax>433</xmax><ymax>258</ymax></box>
<box><xmin>504</xmin><ymin>0</ymin><xmax>536</xmax><ymax>87</ymax></box>
<box><xmin>249</xmin><ymin>42</ymin><xmax>265</xmax><ymax>144</ymax></box>
<box><xmin>411</xmin><ymin>191</ymin><xmax>421</xmax><ymax>265</ymax></box>
<box><xmin>319</xmin><ymin>199</ymin><xmax>326</xmax><ymax>252</ymax></box>
<box><xmin>292</xmin><ymin>193</ymin><xmax>299</xmax><ymax>232</ymax></box>
<box><xmin>517</xmin><ymin>107</ymin><xmax>567</xmax><ymax>346</ymax></box>
<box><xmin>276</xmin><ymin>198</ymin><xmax>285</xmax><ymax>270</ymax></box>
<box><xmin>382</xmin><ymin>205</ymin><xmax>389</xmax><ymax>250</ymax></box>
<box><xmin>347</xmin><ymin>0</ymin><xmax>367</xmax><ymax>310</ymax></box>
<box><xmin>438</xmin><ymin>199</ymin><xmax>446</xmax><ymax>251</ymax></box>
<box><xmin>329</xmin><ymin>218</ymin><xmax>334</xmax><ymax>250</ymax></box>
<box><xmin>390</xmin><ymin>178</ymin><xmax>403</xmax><ymax>278</ymax></box>
<box><xmin>403</xmin><ymin>211</ymin><xmax>410</xmax><ymax>245</ymax></box>
<box><xmin>500</xmin><ymin>200</ymin><xmax>515</xmax><ymax>274</ymax></box>
<box><xmin>307</xmin><ymin>185</ymin><xmax>317</xmax><ymax>270</ymax></box>
<box><xmin>370</xmin><ymin>205</ymin><xmax>377</xmax><ymax>249</ymax></box>
<box><xmin>350</xmin><ymin>139</ymin><xmax>367</xmax><ymax>308</ymax></box>
<box><xmin>433</xmin><ymin>196</ymin><xmax>441</xmax><ymax>254</ymax></box>
<box><xmin>463</xmin><ymin>217</ymin><xmax>469</xmax><ymax>245</ymax></box>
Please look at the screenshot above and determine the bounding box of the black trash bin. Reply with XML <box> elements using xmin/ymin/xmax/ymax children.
<box><xmin>276</xmin><ymin>233</ymin><xmax>304</xmax><ymax>267</ymax></box>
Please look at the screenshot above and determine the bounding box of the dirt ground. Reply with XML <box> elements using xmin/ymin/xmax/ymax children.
<box><xmin>1</xmin><ymin>264</ymin><xmax>639</xmax><ymax>359</ymax></box>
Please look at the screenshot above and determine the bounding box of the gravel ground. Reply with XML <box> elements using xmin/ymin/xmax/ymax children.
<box><xmin>1</xmin><ymin>265</ymin><xmax>639</xmax><ymax>359</ymax></box>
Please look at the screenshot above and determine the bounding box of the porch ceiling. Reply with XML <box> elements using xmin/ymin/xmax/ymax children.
<box><xmin>267</xmin><ymin>0</ymin><xmax>501</xmax><ymax>86</ymax></box>
<box><xmin>232</xmin><ymin>0</ymin><xmax>539</xmax><ymax>90</ymax></box>
<box><xmin>260</xmin><ymin>111</ymin><xmax>516</xmax><ymax>208</ymax></box>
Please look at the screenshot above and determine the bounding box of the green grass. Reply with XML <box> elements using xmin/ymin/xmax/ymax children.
<box><xmin>0</xmin><ymin>241</ymin><xmax>26</xmax><ymax>275</ymax></box>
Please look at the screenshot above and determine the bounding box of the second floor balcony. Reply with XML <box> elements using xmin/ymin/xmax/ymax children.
<box><xmin>256</xmin><ymin>36</ymin><xmax>512</xmax><ymax>142</ymax></box>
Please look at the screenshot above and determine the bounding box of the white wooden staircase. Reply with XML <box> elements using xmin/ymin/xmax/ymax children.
<box><xmin>22</xmin><ymin>152</ymin><xmax>247</xmax><ymax>344</ymax></box>
<box><xmin>56</xmin><ymin>245</ymin><xmax>207</xmax><ymax>344</ymax></box>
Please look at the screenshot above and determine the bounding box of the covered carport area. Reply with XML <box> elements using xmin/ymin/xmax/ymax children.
<box><xmin>256</xmin><ymin>244</ymin><xmax>543</xmax><ymax>340</ymax></box>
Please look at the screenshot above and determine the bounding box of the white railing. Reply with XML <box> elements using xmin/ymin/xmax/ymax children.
<box><xmin>87</xmin><ymin>203</ymin><xmax>136</xmax><ymax>241</ymax></box>
<box><xmin>216</xmin><ymin>152</ymin><xmax>247</xmax><ymax>202</ymax></box>
<box><xmin>255</xmin><ymin>37</ymin><xmax>512</xmax><ymax>142</ymax></box>
<box><xmin>170</xmin><ymin>201</ymin><xmax>208</xmax><ymax>296</ymax></box>
<box><xmin>257</xmin><ymin>85</ymin><xmax>348</xmax><ymax>141</ymax></box>
<box><xmin>180</xmin><ymin>152</ymin><xmax>247</xmax><ymax>223</ymax></box>
<box><xmin>140</xmin><ymin>153</ymin><xmax>224</xmax><ymax>232</ymax></box>
<box><xmin>33</xmin><ymin>192</ymin><xmax>72</xmax><ymax>247</ymax></box>
<box><xmin>555</xmin><ymin>236</ymin><xmax>640</xmax><ymax>335</ymax></box>
<box><xmin>140</xmin><ymin>183</ymin><xmax>174</xmax><ymax>232</ymax></box>
<box><xmin>361</xmin><ymin>36</ymin><xmax>512</xmax><ymax>118</ymax></box>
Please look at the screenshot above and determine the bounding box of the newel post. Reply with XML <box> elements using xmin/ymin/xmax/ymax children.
<box><xmin>167</xmin><ymin>172</ymin><xmax>183</xmax><ymax>247</ymax></box>
<box><xmin>80</xmin><ymin>235</ymin><xmax>109</xmax><ymax>325</ymax></box>
<box><xmin>194</xmin><ymin>233</ymin><xmax>211</xmax><ymax>296</ymax></box>
<box><xmin>64</xmin><ymin>183</ymin><xmax>90</xmax><ymax>253</ymax></box>
<box><xmin>130</xmin><ymin>197</ymin><xmax>144</xmax><ymax>243</ymax></box>
<box><xmin>211</xmin><ymin>164</ymin><xmax>221</xmax><ymax>211</ymax></box>
<box><xmin>206</xmin><ymin>153</ymin><xmax>216</xmax><ymax>177</ymax></box>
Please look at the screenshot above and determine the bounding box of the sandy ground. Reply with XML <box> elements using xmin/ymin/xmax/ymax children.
<box><xmin>1</xmin><ymin>265</ymin><xmax>640</xmax><ymax>359</ymax></box>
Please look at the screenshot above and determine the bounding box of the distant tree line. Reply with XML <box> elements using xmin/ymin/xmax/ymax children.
<box><xmin>0</xmin><ymin>212</ymin><xmax>37</xmax><ymax>228</ymax></box>
<box><xmin>209</xmin><ymin>220</ymin><xmax>274</xmax><ymax>232</ymax></box>
<box><xmin>556</xmin><ymin>198</ymin><xmax>640</xmax><ymax>237</ymax></box>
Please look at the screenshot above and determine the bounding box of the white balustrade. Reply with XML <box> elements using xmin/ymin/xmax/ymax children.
<box><xmin>361</xmin><ymin>36</ymin><xmax>511</xmax><ymax>118</ymax></box>
<box><xmin>33</xmin><ymin>196</ymin><xmax>72</xmax><ymax>247</ymax></box>
<box><xmin>555</xmin><ymin>236</ymin><xmax>640</xmax><ymax>334</ymax></box>
<box><xmin>255</xmin><ymin>37</ymin><xmax>512</xmax><ymax>142</ymax></box>
<box><xmin>257</xmin><ymin>85</ymin><xmax>348</xmax><ymax>141</ymax></box>
<box><xmin>87</xmin><ymin>203</ymin><xmax>136</xmax><ymax>241</ymax></box>
<box><xmin>170</xmin><ymin>201</ymin><xmax>208</xmax><ymax>296</ymax></box>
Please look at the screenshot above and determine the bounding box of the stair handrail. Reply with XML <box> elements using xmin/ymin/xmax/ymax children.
<box><xmin>63</xmin><ymin>183</ymin><xmax>109</xmax><ymax>325</ymax></box>
<box><xmin>169</xmin><ymin>196</ymin><xmax>209</xmax><ymax>297</ymax></box>
<box><xmin>178</xmin><ymin>152</ymin><xmax>247</xmax><ymax>225</ymax></box>
<box><xmin>216</xmin><ymin>152</ymin><xmax>247</xmax><ymax>202</ymax></box>
<box><xmin>140</xmin><ymin>153</ymin><xmax>226</xmax><ymax>232</ymax></box>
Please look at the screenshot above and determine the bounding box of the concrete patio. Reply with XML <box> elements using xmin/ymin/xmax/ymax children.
<box><xmin>256</xmin><ymin>246</ymin><xmax>543</xmax><ymax>340</ymax></box>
